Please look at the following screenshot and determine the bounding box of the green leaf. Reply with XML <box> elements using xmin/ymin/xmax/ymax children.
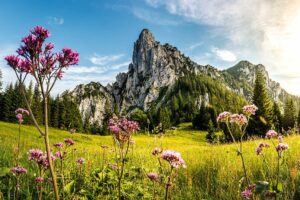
<box><xmin>276</xmin><ymin>182</ymin><xmax>283</xmax><ymax>193</ymax></box>
<box><xmin>255</xmin><ymin>181</ymin><xmax>270</xmax><ymax>194</ymax></box>
<box><xmin>0</xmin><ymin>167</ymin><xmax>11</xmax><ymax>177</ymax></box>
<box><xmin>64</xmin><ymin>180</ymin><xmax>75</xmax><ymax>194</ymax></box>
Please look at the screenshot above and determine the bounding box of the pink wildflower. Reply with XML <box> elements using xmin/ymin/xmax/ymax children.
<box><xmin>11</xmin><ymin>166</ymin><xmax>27</xmax><ymax>175</ymax></box>
<box><xmin>241</xmin><ymin>184</ymin><xmax>256</xmax><ymax>199</ymax></box>
<box><xmin>53</xmin><ymin>142</ymin><xmax>64</xmax><ymax>149</ymax></box>
<box><xmin>76</xmin><ymin>157</ymin><xmax>85</xmax><ymax>165</ymax></box>
<box><xmin>35</xmin><ymin>177</ymin><xmax>44</xmax><ymax>184</ymax></box>
<box><xmin>256</xmin><ymin>143</ymin><xmax>270</xmax><ymax>155</ymax></box>
<box><xmin>230</xmin><ymin>114</ymin><xmax>247</xmax><ymax>126</ymax></box>
<box><xmin>265</xmin><ymin>130</ymin><xmax>277</xmax><ymax>139</ymax></box>
<box><xmin>161</xmin><ymin>150</ymin><xmax>186</xmax><ymax>169</ymax></box>
<box><xmin>276</xmin><ymin>143</ymin><xmax>288</xmax><ymax>153</ymax></box>
<box><xmin>152</xmin><ymin>147</ymin><xmax>162</xmax><ymax>156</ymax></box>
<box><xmin>217</xmin><ymin>111</ymin><xmax>231</xmax><ymax>122</ymax></box>
<box><xmin>242</xmin><ymin>104</ymin><xmax>258</xmax><ymax>116</ymax></box>
<box><xmin>147</xmin><ymin>173</ymin><xmax>159</xmax><ymax>182</ymax></box>
<box><xmin>64</xmin><ymin>138</ymin><xmax>75</xmax><ymax>146</ymax></box>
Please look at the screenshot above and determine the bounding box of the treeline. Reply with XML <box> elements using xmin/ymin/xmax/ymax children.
<box><xmin>0</xmin><ymin>81</ymin><xmax>83</xmax><ymax>132</ymax></box>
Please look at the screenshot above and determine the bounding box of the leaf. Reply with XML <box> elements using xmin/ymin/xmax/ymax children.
<box><xmin>0</xmin><ymin>167</ymin><xmax>11</xmax><ymax>177</ymax></box>
<box><xmin>64</xmin><ymin>180</ymin><xmax>75</xmax><ymax>194</ymax></box>
<box><xmin>255</xmin><ymin>181</ymin><xmax>270</xmax><ymax>194</ymax></box>
<box><xmin>276</xmin><ymin>182</ymin><xmax>283</xmax><ymax>193</ymax></box>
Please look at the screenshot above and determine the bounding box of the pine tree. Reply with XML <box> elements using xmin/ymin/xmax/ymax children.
<box><xmin>50</xmin><ymin>96</ymin><xmax>60</xmax><ymax>128</ymax></box>
<box><xmin>283</xmin><ymin>98</ymin><xmax>296</xmax><ymax>131</ymax></box>
<box><xmin>31</xmin><ymin>84</ymin><xmax>43</xmax><ymax>124</ymax></box>
<box><xmin>158</xmin><ymin>108</ymin><xmax>171</xmax><ymax>131</ymax></box>
<box><xmin>248</xmin><ymin>70</ymin><xmax>273</xmax><ymax>136</ymax></box>
<box><xmin>272</xmin><ymin>102</ymin><xmax>283</xmax><ymax>132</ymax></box>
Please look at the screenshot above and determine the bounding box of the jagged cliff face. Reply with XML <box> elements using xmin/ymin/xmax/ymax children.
<box><xmin>223</xmin><ymin>61</ymin><xmax>289</xmax><ymax>103</ymax></box>
<box><xmin>113</xmin><ymin>29</ymin><xmax>219</xmax><ymax>112</ymax></box>
<box><xmin>70</xmin><ymin>82</ymin><xmax>113</xmax><ymax>126</ymax></box>
<box><xmin>70</xmin><ymin>29</ymin><xmax>296</xmax><ymax>126</ymax></box>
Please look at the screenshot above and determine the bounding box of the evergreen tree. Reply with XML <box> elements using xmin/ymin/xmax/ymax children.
<box><xmin>272</xmin><ymin>102</ymin><xmax>283</xmax><ymax>132</ymax></box>
<box><xmin>283</xmin><ymin>98</ymin><xmax>296</xmax><ymax>131</ymax></box>
<box><xmin>248</xmin><ymin>70</ymin><xmax>273</xmax><ymax>136</ymax></box>
<box><xmin>50</xmin><ymin>95</ymin><xmax>60</xmax><ymax>127</ymax></box>
<box><xmin>31</xmin><ymin>84</ymin><xmax>43</xmax><ymax>124</ymax></box>
<box><xmin>0</xmin><ymin>69</ymin><xmax>2</xmax><ymax>91</ymax></box>
<box><xmin>158</xmin><ymin>108</ymin><xmax>171</xmax><ymax>131</ymax></box>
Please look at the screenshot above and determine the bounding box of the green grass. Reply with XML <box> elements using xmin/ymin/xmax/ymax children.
<box><xmin>1</xmin><ymin>121</ymin><xmax>300</xmax><ymax>199</ymax></box>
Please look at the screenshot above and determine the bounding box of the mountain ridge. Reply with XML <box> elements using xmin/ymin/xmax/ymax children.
<box><xmin>70</xmin><ymin>29</ymin><xmax>298</xmax><ymax>127</ymax></box>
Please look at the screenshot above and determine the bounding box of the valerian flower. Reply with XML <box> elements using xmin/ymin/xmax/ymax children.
<box><xmin>230</xmin><ymin>114</ymin><xmax>247</xmax><ymax>126</ymax></box>
<box><xmin>242</xmin><ymin>104</ymin><xmax>258</xmax><ymax>116</ymax></box>
<box><xmin>64</xmin><ymin>138</ymin><xmax>75</xmax><ymax>146</ymax></box>
<box><xmin>11</xmin><ymin>166</ymin><xmax>27</xmax><ymax>175</ymax></box>
<box><xmin>276</xmin><ymin>143</ymin><xmax>288</xmax><ymax>152</ymax></box>
<box><xmin>15</xmin><ymin>108</ymin><xmax>29</xmax><ymax>124</ymax></box>
<box><xmin>147</xmin><ymin>173</ymin><xmax>159</xmax><ymax>182</ymax></box>
<box><xmin>76</xmin><ymin>157</ymin><xmax>85</xmax><ymax>165</ymax></box>
<box><xmin>256</xmin><ymin>143</ymin><xmax>270</xmax><ymax>155</ymax></box>
<box><xmin>217</xmin><ymin>111</ymin><xmax>231</xmax><ymax>122</ymax></box>
<box><xmin>53</xmin><ymin>142</ymin><xmax>64</xmax><ymax>149</ymax></box>
<box><xmin>241</xmin><ymin>184</ymin><xmax>256</xmax><ymax>199</ymax></box>
<box><xmin>152</xmin><ymin>147</ymin><xmax>162</xmax><ymax>156</ymax></box>
<box><xmin>35</xmin><ymin>177</ymin><xmax>44</xmax><ymax>184</ymax></box>
<box><xmin>161</xmin><ymin>150</ymin><xmax>186</xmax><ymax>169</ymax></box>
<box><xmin>108</xmin><ymin>116</ymin><xmax>139</xmax><ymax>143</ymax></box>
<box><xmin>265</xmin><ymin>130</ymin><xmax>278</xmax><ymax>139</ymax></box>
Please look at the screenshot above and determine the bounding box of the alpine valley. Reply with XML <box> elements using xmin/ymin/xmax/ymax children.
<box><xmin>68</xmin><ymin>29</ymin><xmax>299</xmax><ymax>129</ymax></box>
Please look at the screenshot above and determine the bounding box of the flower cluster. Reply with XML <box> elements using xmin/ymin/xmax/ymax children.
<box><xmin>15</xmin><ymin>108</ymin><xmax>29</xmax><ymax>124</ymax></box>
<box><xmin>28</xmin><ymin>149</ymin><xmax>56</xmax><ymax>169</ymax></box>
<box><xmin>76</xmin><ymin>157</ymin><xmax>85</xmax><ymax>165</ymax></box>
<box><xmin>241</xmin><ymin>184</ymin><xmax>256</xmax><ymax>199</ymax></box>
<box><xmin>64</xmin><ymin>138</ymin><xmax>75</xmax><ymax>146</ymax></box>
<box><xmin>265</xmin><ymin>130</ymin><xmax>277</xmax><ymax>139</ymax></box>
<box><xmin>152</xmin><ymin>147</ymin><xmax>162</xmax><ymax>156</ymax></box>
<box><xmin>35</xmin><ymin>177</ymin><xmax>44</xmax><ymax>184</ymax></box>
<box><xmin>108</xmin><ymin>116</ymin><xmax>139</xmax><ymax>143</ymax></box>
<box><xmin>256</xmin><ymin>143</ymin><xmax>270</xmax><ymax>155</ymax></box>
<box><xmin>5</xmin><ymin>26</ymin><xmax>79</xmax><ymax>80</ymax></box>
<box><xmin>242</xmin><ymin>104</ymin><xmax>258</xmax><ymax>116</ymax></box>
<box><xmin>276</xmin><ymin>143</ymin><xmax>289</xmax><ymax>153</ymax></box>
<box><xmin>53</xmin><ymin>142</ymin><xmax>64</xmax><ymax>149</ymax></box>
<box><xmin>216</xmin><ymin>111</ymin><xmax>231</xmax><ymax>122</ymax></box>
<box><xmin>230</xmin><ymin>114</ymin><xmax>247</xmax><ymax>126</ymax></box>
<box><xmin>147</xmin><ymin>173</ymin><xmax>159</xmax><ymax>182</ymax></box>
<box><xmin>161</xmin><ymin>150</ymin><xmax>186</xmax><ymax>169</ymax></box>
<box><xmin>11</xmin><ymin>166</ymin><xmax>27</xmax><ymax>175</ymax></box>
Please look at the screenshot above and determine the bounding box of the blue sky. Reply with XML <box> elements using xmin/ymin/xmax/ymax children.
<box><xmin>1</xmin><ymin>0</ymin><xmax>300</xmax><ymax>95</ymax></box>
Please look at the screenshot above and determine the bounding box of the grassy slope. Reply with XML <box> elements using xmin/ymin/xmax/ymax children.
<box><xmin>1</xmin><ymin>121</ymin><xmax>300</xmax><ymax>199</ymax></box>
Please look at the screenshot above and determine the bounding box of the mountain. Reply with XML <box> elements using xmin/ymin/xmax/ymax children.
<box><xmin>70</xmin><ymin>29</ymin><xmax>297</xmax><ymax>128</ymax></box>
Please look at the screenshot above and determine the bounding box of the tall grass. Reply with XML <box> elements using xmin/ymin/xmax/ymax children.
<box><xmin>0</xmin><ymin>121</ymin><xmax>300</xmax><ymax>199</ymax></box>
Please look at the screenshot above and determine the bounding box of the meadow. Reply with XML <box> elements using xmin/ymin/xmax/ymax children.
<box><xmin>0</xmin><ymin>121</ymin><xmax>300</xmax><ymax>199</ymax></box>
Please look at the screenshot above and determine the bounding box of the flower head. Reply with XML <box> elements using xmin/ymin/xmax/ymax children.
<box><xmin>243</xmin><ymin>104</ymin><xmax>258</xmax><ymax>116</ymax></box>
<box><xmin>241</xmin><ymin>184</ymin><xmax>256</xmax><ymax>199</ymax></box>
<box><xmin>152</xmin><ymin>147</ymin><xmax>162</xmax><ymax>156</ymax></box>
<box><xmin>161</xmin><ymin>150</ymin><xmax>186</xmax><ymax>169</ymax></box>
<box><xmin>35</xmin><ymin>177</ymin><xmax>44</xmax><ymax>184</ymax></box>
<box><xmin>256</xmin><ymin>143</ymin><xmax>270</xmax><ymax>155</ymax></box>
<box><xmin>230</xmin><ymin>114</ymin><xmax>247</xmax><ymax>126</ymax></box>
<box><xmin>15</xmin><ymin>108</ymin><xmax>29</xmax><ymax>123</ymax></box>
<box><xmin>64</xmin><ymin>138</ymin><xmax>75</xmax><ymax>146</ymax></box>
<box><xmin>108</xmin><ymin>116</ymin><xmax>139</xmax><ymax>143</ymax></box>
<box><xmin>11</xmin><ymin>166</ymin><xmax>27</xmax><ymax>175</ymax></box>
<box><xmin>53</xmin><ymin>142</ymin><xmax>64</xmax><ymax>149</ymax></box>
<box><xmin>265</xmin><ymin>130</ymin><xmax>277</xmax><ymax>139</ymax></box>
<box><xmin>76</xmin><ymin>157</ymin><xmax>85</xmax><ymax>165</ymax></box>
<box><xmin>276</xmin><ymin>143</ymin><xmax>288</xmax><ymax>153</ymax></box>
<box><xmin>217</xmin><ymin>111</ymin><xmax>231</xmax><ymax>122</ymax></box>
<box><xmin>147</xmin><ymin>173</ymin><xmax>159</xmax><ymax>182</ymax></box>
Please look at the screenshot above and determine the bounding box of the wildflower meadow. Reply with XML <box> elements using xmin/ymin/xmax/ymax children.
<box><xmin>1</xmin><ymin>26</ymin><xmax>300</xmax><ymax>200</ymax></box>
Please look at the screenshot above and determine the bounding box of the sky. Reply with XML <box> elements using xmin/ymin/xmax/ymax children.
<box><xmin>1</xmin><ymin>0</ymin><xmax>300</xmax><ymax>95</ymax></box>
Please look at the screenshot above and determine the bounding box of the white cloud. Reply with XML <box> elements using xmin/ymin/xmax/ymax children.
<box><xmin>211</xmin><ymin>47</ymin><xmax>237</xmax><ymax>62</ymax></box>
<box><xmin>145</xmin><ymin>0</ymin><xmax>300</xmax><ymax>95</ymax></box>
<box><xmin>89</xmin><ymin>54</ymin><xmax>124</xmax><ymax>65</ymax></box>
<box><xmin>48</xmin><ymin>17</ymin><xmax>64</xmax><ymax>25</ymax></box>
<box><xmin>132</xmin><ymin>8</ymin><xmax>179</xmax><ymax>26</ymax></box>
